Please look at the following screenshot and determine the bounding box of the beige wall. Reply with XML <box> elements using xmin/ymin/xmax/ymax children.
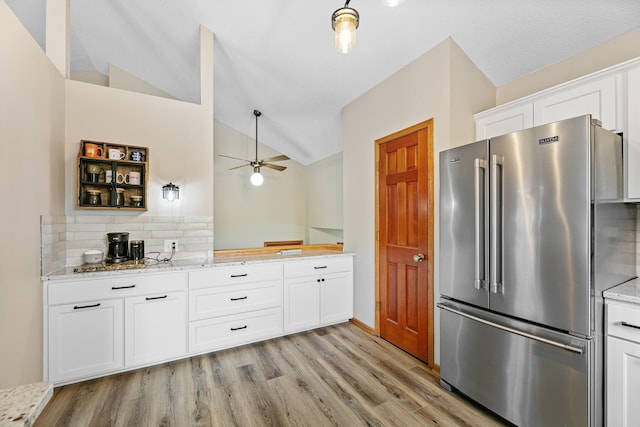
<box><xmin>497</xmin><ymin>28</ymin><xmax>640</xmax><ymax>105</ymax></box>
<box><xmin>0</xmin><ymin>3</ymin><xmax>214</xmax><ymax>387</ymax></box>
<box><xmin>0</xmin><ymin>1</ymin><xmax>66</xmax><ymax>388</ymax></box>
<box><xmin>213</xmin><ymin>121</ymin><xmax>307</xmax><ymax>249</ymax></box>
<box><xmin>306</xmin><ymin>152</ymin><xmax>343</xmax><ymax>230</ymax></box>
<box><xmin>65</xmin><ymin>80</ymin><xmax>213</xmax><ymax>217</ymax></box>
<box><xmin>343</xmin><ymin>38</ymin><xmax>495</xmax><ymax>364</ymax></box>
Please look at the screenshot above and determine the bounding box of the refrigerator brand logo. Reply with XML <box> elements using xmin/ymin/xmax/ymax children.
<box><xmin>450</xmin><ymin>157</ymin><xmax>461</xmax><ymax>163</ymax></box>
<box><xmin>539</xmin><ymin>136</ymin><xmax>559</xmax><ymax>145</ymax></box>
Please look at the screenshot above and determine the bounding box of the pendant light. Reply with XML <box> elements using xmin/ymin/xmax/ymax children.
<box><xmin>331</xmin><ymin>0</ymin><xmax>359</xmax><ymax>54</ymax></box>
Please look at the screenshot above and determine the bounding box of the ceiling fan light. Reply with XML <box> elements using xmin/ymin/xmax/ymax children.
<box><xmin>380</xmin><ymin>0</ymin><xmax>405</xmax><ymax>7</ymax></box>
<box><xmin>250</xmin><ymin>168</ymin><xmax>264</xmax><ymax>186</ymax></box>
<box><xmin>332</xmin><ymin>7</ymin><xmax>359</xmax><ymax>54</ymax></box>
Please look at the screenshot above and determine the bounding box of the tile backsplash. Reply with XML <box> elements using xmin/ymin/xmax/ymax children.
<box><xmin>41</xmin><ymin>215</ymin><xmax>213</xmax><ymax>275</ymax></box>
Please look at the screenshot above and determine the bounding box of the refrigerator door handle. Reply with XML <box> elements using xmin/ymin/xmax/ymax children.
<box><xmin>474</xmin><ymin>158</ymin><xmax>486</xmax><ymax>290</ymax></box>
<box><xmin>437</xmin><ymin>303</ymin><xmax>584</xmax><ymax>354</ymax></box>
<box><xmin>490</xmin><ymin>154</ymin><xmax>503</xmax><ymax>294</ymax></box>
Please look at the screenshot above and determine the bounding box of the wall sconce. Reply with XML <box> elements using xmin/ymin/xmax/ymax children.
<box><xmin>162</xmin><ymin>182</ymin><xmax>180</xmax><ymax>201</ymax></box>
<box><xmin>331</xmin><ymin>0</ymin><xmax>359</xmax><ymax>54</ymax></box>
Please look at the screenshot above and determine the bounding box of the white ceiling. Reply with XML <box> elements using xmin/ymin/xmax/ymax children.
<box><xmin>6</xmin><ymin>0</ymin><xmax>640</xmax><ymax>164</ymax></box>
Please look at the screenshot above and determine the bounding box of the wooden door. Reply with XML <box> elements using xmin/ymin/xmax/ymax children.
<box><xmin>376</xmin><ymin>120</ymin><xmax>434</xmax><ymax>366</ymax></box>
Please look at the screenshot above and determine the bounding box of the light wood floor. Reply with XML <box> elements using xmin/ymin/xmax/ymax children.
<box><xmin>36</xmin><ymin>322</ymin><xmax>507</xmax><ymax>426</ymax></box>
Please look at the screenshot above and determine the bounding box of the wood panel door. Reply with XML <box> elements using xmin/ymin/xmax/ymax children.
<box><xmin>376</xmin><ymin>120</ymin><xmax>434</xmax><ymax>366</ymax></box>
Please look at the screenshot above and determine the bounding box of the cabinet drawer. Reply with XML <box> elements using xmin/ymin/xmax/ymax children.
<box><xmin>48</xmin><ymin>272</ymin><xmax>187</xmax><ymax>305</ymax></box>
<box><xmin>284</xmin><ymin>257</ymin><xmax>352</xmax><ymax>278</ymax></box>
<box><xmin>189</xmin><ymin>279</ymin><xmax>281</xmax><ymax>321</ymax></box>
<box><xmin>189</xmin><ymin>264</ymin><xmax>282</xmax><ymax>289</ymax></box>
<box><xmin>607</xmin><ymin>301</ymin><xmax>640</xmax><ymax>343</ymax></box>
<box><xmin>189</xmin><ymin>307</ymin><xmax>282</xmax><ymax>353</ymax></box>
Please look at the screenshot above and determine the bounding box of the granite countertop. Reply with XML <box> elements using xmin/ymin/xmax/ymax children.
<box><xmin>603</xmin><ymin>278</ymin><xmax>640</xmax><ymax>305</ymax></box>
<box><xmin>43</xmin><ymin>251</ymin><xmax>353</xmax><ymax>281</ymax></box>
<box><xmin>0</xmin><ymin>382</ymin><xmax>52</xmax><ymax>427</ymax></box>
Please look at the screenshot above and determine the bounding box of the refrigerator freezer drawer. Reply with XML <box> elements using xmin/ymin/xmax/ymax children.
<box><xmin>439</xmin><ymin>302</ymin><xmax>594</xmax><ymax>426</ymax></box>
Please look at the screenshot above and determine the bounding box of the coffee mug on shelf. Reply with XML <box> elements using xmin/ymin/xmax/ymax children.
<box><xmin>116</xmin><ymin>172</ymin><xmax>130</xmax><ymax>184</ymax></box>
<box><xmin>108</xmin><ymin>149</ymin><xmax>126</xmax><ymax>160</ymax></box>
<box><xmin>130</xmin><ymin>151</ymin><xmax>145</xmax><ymax>162</ymax></box>
<box><xmin>105</xmin><ymin>170</ymin><xmax>113</xmax><ymax>183</ymax></box>
<box><xmin>84</xmin><ymin>143</ymin><xmax>103</xmax><ymax>158</ymax></box>
<box><xmin>129</xmin><ymin>171</ymin><xmax>141</xmax><ymax>185</ymax></box>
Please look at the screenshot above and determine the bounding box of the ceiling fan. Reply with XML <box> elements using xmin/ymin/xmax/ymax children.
<box><xmin>219</xmin><ymin>110</ymin><xmax>289</xmax><ymax>186</ymax></box>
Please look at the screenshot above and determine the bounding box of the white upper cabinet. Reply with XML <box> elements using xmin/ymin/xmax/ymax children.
<box><xmin>475</xmin><ymin>102</ymin><xmax>533</xmax><ymax>140</ymax></box>
<box><xmin>627</xmin><ymin>66</ymin><xmax>640</xmax><ymax>199</ymax></box>
<box><xmin>533</xmin><ymin>74</ymin><xmax>621</xmax><ymax>131</ymax></box>
<box><xmin>475</xmin><ymin>57</ymin><xmax>640</xmax><ymax>200</ymax></box>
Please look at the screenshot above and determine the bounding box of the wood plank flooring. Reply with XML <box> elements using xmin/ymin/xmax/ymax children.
<box><xmin>35</xmin><ymin>323</ymin><xmax>507</xmax><ymax>426</ymax></box>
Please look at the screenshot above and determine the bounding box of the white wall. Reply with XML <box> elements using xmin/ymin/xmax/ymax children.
<box><xmin>214</xmin><ymin>121</ymin><xmax>307</xmax><ymax>249</ymax></box>
<box><xmin>343</xmin><ymin>38</ymin><xmax>495</xmax><ymax>364</ymax></box>
<box><xmin>307</xmin><ymin>152</ymin><xmax>343</xmax><ymax>230</ymax></box>
<box><xmin>0</xmin><ymin>0</ymin><xmax>66</xmax><ymax>388</ymax></box>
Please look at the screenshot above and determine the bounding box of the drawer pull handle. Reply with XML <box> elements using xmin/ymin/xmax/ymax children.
<box><xmin>146</xmin><ymin>295</ymin><xmax>168</xmax><ymax>301</ymax></box>
<box><xmin>621</xmin><ymin>321</ymin><xmax>640</xmax><ymax>330</ymax></box>
<box><xmin>73</xmin><ymin>303</ymin><xmax>101</xmax><ymax>310</ymax></box>
<box><xmin>316</xmin><ymin>278</ymin><xmax>326</xmax><ymax>283</ymax></box>
<box><xmin>230</xmin><ymin>274</ymin><xmax>248</xmax><ymax>278</ymax></box>
<box><xmin>112</xmin><ymin>284</ymin><xmax>136</xmax><ymax>290</ymax></box>
<box><xmin>314</xmin><ymin>266</ymin><xmax>328</xmax><ymax>270</ymax></box>
<box><xmin>230</xmin><ymin>325</ymin><xmax>248</xmax><ymax>331</ymax></box>
<box><xmin>231</xmin><ymin>296</ymin><xmax>248</xmax><ymax>301</ymax></box>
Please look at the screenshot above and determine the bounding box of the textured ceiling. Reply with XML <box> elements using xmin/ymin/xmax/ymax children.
<box><xmin>6</xmin><ymin>0</ymin><xmax>640</xmax><ymax>164</ymax></box>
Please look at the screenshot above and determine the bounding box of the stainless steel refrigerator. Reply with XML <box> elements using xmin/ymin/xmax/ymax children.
<box><xmin>438</xmin><ymin>115</ymin><xmax>637</xmax><ymax>426</ymax></box>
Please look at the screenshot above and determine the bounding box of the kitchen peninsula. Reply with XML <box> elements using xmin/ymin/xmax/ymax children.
<box><xmin>42</xmin><ymin>245</ymin><xmax>353</xmax><ymax>386</ymax></box>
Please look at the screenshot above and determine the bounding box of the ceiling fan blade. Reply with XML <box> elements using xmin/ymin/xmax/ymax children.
<box><xmin>219</xmin><ymin>154</ymin><xmax>251</xmax><ymax>162</ymax></box>
<box><xmin>261</xmin><ymin>154</ymin><xmax>290</xmax><ymax>163</ymax></box>
<box><xmin>228</xmin><ymin>164</ymin><xmax>252</xmax><ymax>170</ymax></box>
<box><xmin>263</xmin><ymin>163</ymin><xmax>287</xmax><ymax>172</ymax></box>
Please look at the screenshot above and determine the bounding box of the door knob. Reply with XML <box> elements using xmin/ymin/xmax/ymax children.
<box><xmin>413</xmin><ymin>253</ymin><xmax>425</xmax><ymax>262</ymax></box>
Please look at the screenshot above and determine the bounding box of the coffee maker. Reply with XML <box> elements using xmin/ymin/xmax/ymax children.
<box><xmin>106</xmin><ymin>232</ymin><xmax>129</xmax><ymax>263</ymax></box>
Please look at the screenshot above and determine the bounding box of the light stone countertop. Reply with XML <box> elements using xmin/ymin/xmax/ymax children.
<box><xmin>42</xmin><ymin>251</ymin><xmax>353</xmax><ymax>281</ymax></box>
<box><xmin>603</xmin><ymin>278</ymin><xmax>640</xmax><ymax>305</ymax></box>
<box><xmin>0</xmin><ymin>382</ymin><xmax>52</xmax><ymax>427</ymax></box>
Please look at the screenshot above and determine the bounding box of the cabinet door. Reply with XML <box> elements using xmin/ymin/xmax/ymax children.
<box><xmin>474</xmin><ymin>103</ymin><xmax>533</xmax><ymax>140</ymax></box>
<box><xmin>533</xmin><ymin>74</ymin><xmax>620</xmax><ymax>130</ymax></box>
<box><xmin>320</xmin><ymin>271</ymin><xmax>353</xmax><ymax>325</ymax></box>
<box><xmin>283</xmin><ymin>277</ymin><xmax>320</xmax><ymax>333</ymax></box>
<box><xmin>607</xmin><ymin>336</ymin><xmax>640</xmax><ymax>427</ymax></box>
<box><xmin>626</xmin><ymin>67</ymin><xmax>640</xmax><ymax>199</ymax></box>
<box><xmin>48</xmin><ymin>299</ymin><xmax>123</xmax><ymax>383</ymax></box>
<box><xmin>125</xmin><ymin>291</ymin><xmax>186</xmax><ymax>367</ymax></box>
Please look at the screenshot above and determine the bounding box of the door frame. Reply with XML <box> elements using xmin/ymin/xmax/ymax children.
<box><xmin>374</xmin><ymin>119</ymin><xmax>435</xmax><ymax>368</ymax></box>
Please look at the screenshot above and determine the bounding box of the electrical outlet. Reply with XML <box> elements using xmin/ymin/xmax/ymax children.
<box><xmin>164</xmin><ymin>240</ymin><xmax>178</xmax><ymax>252</ymax></box>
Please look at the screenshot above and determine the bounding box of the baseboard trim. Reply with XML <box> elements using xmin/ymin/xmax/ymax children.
<box><xmin>349</xmin><ymin>318</ymin><xmax>376</xmax><ymax>335</ymax></box>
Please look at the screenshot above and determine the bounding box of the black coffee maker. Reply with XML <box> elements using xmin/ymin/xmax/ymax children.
<box><xmin>106</xmin><ymin>232</ymin><xmax>129</xmax><ymax>263</ymax></box>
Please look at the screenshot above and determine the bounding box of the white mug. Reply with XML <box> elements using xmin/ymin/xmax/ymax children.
<box><xmin>105</xmin><ymin>170</ymin><xmax>113</xmax><ymax>183</ymax></box>
<box><xmin>108</xmin><ymin>149</ymin><xmax>125</xmax><ymax>160</ymax></box>
<box><xmin>116</xmin><ymin>172</ymin><xmax>130</xmax><ymax>184</ymax></box>
<box><xmin>129</xmin><ymin>171</ymin><xmax>141</xmax><ymax>185</ymax></box>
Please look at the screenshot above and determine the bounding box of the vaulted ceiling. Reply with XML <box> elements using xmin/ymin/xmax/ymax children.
<box><xmin>6</xmin><ymin>0</ymin><xmax>640</xmax><ymax>164</ymax></box>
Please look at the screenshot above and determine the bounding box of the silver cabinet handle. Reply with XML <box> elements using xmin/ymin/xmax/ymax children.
<box><xmin>490</xmin><ymin>154</ymin><xmax>503</xmax><ymax>294</ymax></box>
<box><xmin>474</xmin><ymin>158</ymin><xmax>486</xmax><ymax>290</ymax></box>
<box><xmin>413</xmin><ymin>253</ymin><xmax>425</xmax><ymax>263</ymax></box>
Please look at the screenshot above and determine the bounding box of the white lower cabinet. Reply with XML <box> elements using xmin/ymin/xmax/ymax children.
<box><xmin>283</xmin><ymin>257</ymin><xmax>353</xmax><ymax>333</ymax></box>
<box><xmin>48</xmin><ymin>299</ymin><xmax>123</xmax><ymax>383</ymax></box>
<box><xmin>45</xmin><ymin>271</ymin><xmax>187</xmax><ymax>385</ymax></box>
<box><xmin>606</xmin><ymin>300</ymin><xmax>640</xmax><ymax>426</ymax></box>
<box><xmin>187</xmin><ymin>264</ymin><xmax>284</xmax><ymax>354</ymax></box>
<box><xmin>124</xmin><ymin>291</ymin><xmax>186</xmax><ymax>367</ymax></box>
<box><xmin>45</xmin><ymin>255</ymin><xmax>354</xmax><ymax>385</ymax></box>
